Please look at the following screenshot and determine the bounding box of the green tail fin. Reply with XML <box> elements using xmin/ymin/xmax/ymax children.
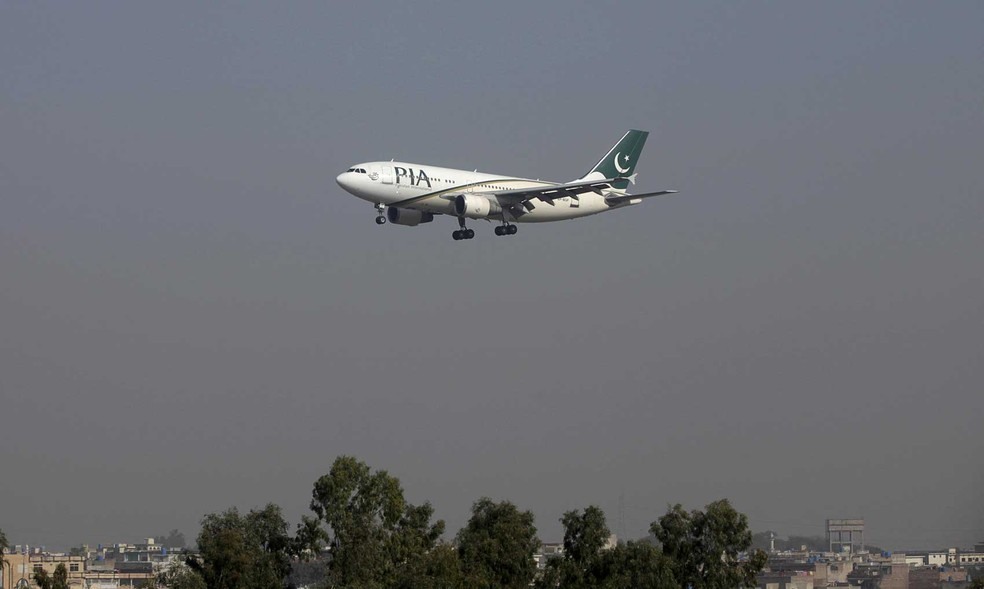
<box><xmin>581</xmin><ymin>129</ymin><xmax>649</xmax><ymax>188</ymax></box>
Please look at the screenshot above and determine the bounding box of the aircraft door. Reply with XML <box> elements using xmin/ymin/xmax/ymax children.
<box><xmin>379</xmin><ymin>165</ymin><xmax>394</xmax><ymax>185</ymax></box>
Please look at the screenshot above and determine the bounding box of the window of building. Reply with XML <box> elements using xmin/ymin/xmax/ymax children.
<box><xmin>70</xmin><ymin>563</ymin><xmax>80</xmax><ymax>572</ymax></box>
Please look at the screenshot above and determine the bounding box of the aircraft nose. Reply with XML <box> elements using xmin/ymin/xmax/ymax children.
<box><xmin>336</xmin><ymin>172</ymin><xmax>353</xmax><ymax>191</ymax></box>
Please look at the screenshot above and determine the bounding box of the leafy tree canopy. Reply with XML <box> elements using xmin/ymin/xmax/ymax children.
<box><xmin>187</xmin><ymin>503</ymin><xmax>294</xmax><ymax>589</ymax></box>
<box><xmin>307</xmin><ymin>455</ymin><xmax>445</xmax><ymax>588</ymax></box>
<box><xmin>393</xmin><ymin>542</ymin><xmax>466</xmax><ymax>589</ymax></box>
<box><xmin>538</xmin><ymin>506</ymin><xmax>676</xmax><ymax>589</ymax></box>
<box><xmin>157</xmin><ymin>559</ymin><xmax>206</xmax><ymax>589</ymax></box>
<box><xmin>538</xmin><ymin>506</ymin><xmax>612</xmax><ymax>589</ymax></box>
<box><xmin>33</xmin><ymin>563</ymin><xmax>69</xmax><ymax>589</ymax></box>
<box><xmin>0</xmin><ymin>528</ymin><xmax>8</xmax><ymax>573</ymax></box>
<box><xmin>53</xmin><ymin>562</ymin><xmax>70</xmax><ymax>589</ymax></box>
<box><xmin>593</xmin><ymin>540</ymin><xmax>676</xmax><ymax>589</ymax></box>
<box><xmin>155</xmin><ymin>529</ymin><xmax>187</xmax><ymax>549</ymax></box>
<box><xmin>33</xmin><ymin>568</ymin><xmax>52</xmax><ymax>589</ymax></box>
<box><xmin>457</xmin><ymin>497</ymin><xmax>540</xmax><ymax>589</ymax></box>
<box><xmin>650</xmin><ymin>499</ymin><xmax>767</xmax><ymax>589</ymax></box>
<box><xmin>561</xmin><ymin>506</ymin><xmax>610</xmax><ymax>566</ymax></box>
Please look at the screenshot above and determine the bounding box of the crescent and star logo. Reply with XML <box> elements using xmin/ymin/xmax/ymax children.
<box><xmin>613</xmin><ymin>152</ymin><xmax>630</xmax><ymax>174</ymax></box>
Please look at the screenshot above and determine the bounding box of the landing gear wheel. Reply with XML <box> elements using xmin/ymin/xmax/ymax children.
<box><xmin>506</xmin><ymin>224</ymin><xmax>518</xmax><ymax>235</ymax></box>
<box><xmin>494</xmin><ymin>226</ymin><xmax>505</xmax><ymax>236</ymax></box>
<box><xmin>453</xmin><ymin>217</ymin><xmax>474</xmax><ymax>241</ymax></box>
<box><xmin>375</xmin><ymin>215</ymin><xmax>386</xmax><ymax>225</ymax></box>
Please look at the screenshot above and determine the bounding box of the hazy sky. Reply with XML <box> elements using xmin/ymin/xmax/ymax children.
<box><xmin>2</xmin><ymin>2</ymin><xmax>982</xmax><ymax>552</ymax></box>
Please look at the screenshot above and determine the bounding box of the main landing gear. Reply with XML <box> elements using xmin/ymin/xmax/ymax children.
<box><xmin>451</xmin><ymin>219</ymin><xmax>516</xmax><ymax>241</ymax></box>
<box><xmin>452</xmin><ymin>217</ymin><xmax>474</xmax><ymax>240</ymax></box>
<box><xmin>494</xmin><ymin>223</ymin><xmax>518</xmax><ymax>237</ymax></box>
<box><xmin>374</xmin><ymin>203</ymin><xmax>386</xmax><ymax>225</ymax></box>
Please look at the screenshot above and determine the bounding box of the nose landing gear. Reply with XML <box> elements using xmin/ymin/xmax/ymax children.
<box><xmin>374</xmin><ymin>203</ymin><xmax>386</xmax><ymax>225</ymax></box>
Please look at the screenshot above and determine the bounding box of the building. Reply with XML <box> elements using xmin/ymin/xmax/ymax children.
<box><xmin>955</xmin><ymin>550</ymin><xmax>984</xmax><ymax>566</ymax></box>
<box><xmin>1</xmin><ymin>547</ymin><xmax>159</xmax><ymax>589</ymax></box>
<box><xmin>827</xmin><ymin>519</ymin><xmax>865</xmax><ymax>555</ymax></box>
<box><xmin>533</xmin><ymin>542</ymin><xmax>564</xmax><ymax>570</ymax></box>
<box><xmin>896</xmin><ymin>546</ymin><xmax>984</xmax><ymax>568</ymax></box>
<box><xmin>847</xmin><ymin>559</ymin><xmax>909</xmax><ymax>589</ymax></box>
<box><xmin>763</xmin><ymin>553</ymin><xmax>856</xmax><ymax>587</ymax></box>
<box><xmin>758</xmin><ymin>571</ymin><xmax>815</xmax><ymax>589</ymax></box>
<box><xmin>909</xmin><ymin>566</ymin><xmax>969</xmax><ymax>589</ymax></box>
<box><xmin>0</xmin><ymin>552</ymin><xmax>86</xmax><ymax>589</ymax></box>
<box><xmin>899</xmin><ymin>551</ymin><xmax>951</xmax><ymax>567</ymax></box>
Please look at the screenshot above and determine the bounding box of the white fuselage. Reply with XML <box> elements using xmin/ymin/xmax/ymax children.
<box><xmin>336</xmin><ymin>161</ymin><xmax>618</xmax><ymax>223</ymax></box>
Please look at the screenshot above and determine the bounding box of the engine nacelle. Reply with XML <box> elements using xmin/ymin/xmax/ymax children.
<box><xmin>387</xmin><ymin>207</ymin><xmax>434</xmax><ymax>226</ymax></box>
<box><xmin>454</xmin><ymin>194</ymin><xmax>502</xmax><ymax>219</ymax></box>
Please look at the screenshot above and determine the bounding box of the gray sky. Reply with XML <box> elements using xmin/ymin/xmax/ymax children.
<box><xmin>2</xmin><ymin>1</ymin><xmax>982</xmax><ymax>552</ymax></box>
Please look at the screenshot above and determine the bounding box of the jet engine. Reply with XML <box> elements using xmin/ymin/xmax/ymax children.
<box><xmin>454</xmin><ymin>194</ymin><xmax>502</xmax><ymax>219</ymax></box>
<box><xmin>386</xmin><ymin>207</ymin><xmax>434</xmax><ymax>226</ymax></box>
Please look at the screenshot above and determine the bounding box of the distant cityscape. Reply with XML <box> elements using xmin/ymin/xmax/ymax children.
<box><xmin>3</xmin><ymin>518</ymin><xmax>982</xmax><ymax>589</ymax></box>
<box><xmin>751</xmin><ymin>519</ymin><xmax>984</xmax><ymax>589</ymax></box>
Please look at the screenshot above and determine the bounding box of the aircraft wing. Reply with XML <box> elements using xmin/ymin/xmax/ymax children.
<box><xmin>604</xmin><ymin>189</ymin><xmax>679</xmax><ymax>205</ymax></box>
<box><xmin>493</xmin><ymin>177</ymin><xmax>631</xmax><ymax>206</ymax></box>
<box><xmin>387</xmin><ymin>175</ymin><xmax>673</xmax><ymax>210</ymax></box>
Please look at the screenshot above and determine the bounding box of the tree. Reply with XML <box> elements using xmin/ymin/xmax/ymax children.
<box><xmin>187</xmin><ymin>503</ymin><xmax>294</xmax><ymax>589</ymax></box>
<box><xmin>0</xmin><ymin>528</ymin><xmax>8</xmax><ymax>577</ymax></box>
<box><xmin>538</xmin><ymin>506</ymin><xmax>612</xmax><ymax>589</ymax></box>
<box><xmin>393</xmin><ymin>543</ymin><xmax>466</xmax><ymax>589</ymax></box>
<box><xmin>286</xmin><ymin>557</ymin><xmax>328</xmax><ymax>589</ymax></box>
<box><xmin>33</xmin><ymin>568</ymin><xmax>52</xmax><ymax>589</ymax></box>
<box><xmin>649</xmin><ymin>499</ymin><xmax>767</xmax><ymax>589</ymax></box>
<box><xmin>561</xmin><ymin>506</ymin><xmax>610</xmax><ymax>567</ymax></box>
<box><xmin>593</xmin><ymin>540</ymin><xmax>676</xmax><ymax>589</ymax></box>
<box><xmin>307</xmin><ymin>455</ymin><xmax>445</xmax><ymax>588</ymax></box>
<box><xmin>33</xmin><ymin>564</ymin><xmax>69</xmax><ymax>589</ymax></box>
<box><xmin>786</xmin><ymin>535</ymin><xmax>828</xmax><ymax>553</ymax></box>
<box><xmin>155</xmin><ymin>529</ymin><xmax>187</xmax><ymax>549</ymax></box>
<box><xmin>538</xmin><ymin>506</ymin><xmax>676</xmax><ymax>589</ymax></box>
<box><xmin>52</xmin><ymin>563</ymin><xmax>69</xmax><ymax>589</ymax></box>
<box><xmin>157</xmin><ymin>558</ymin><xmax>206</xmax><ymax>589</ymax></box>
<box><xmin>457</xmin><ymin>497</ymin><xmax>540</xmax><ymax>589</ymax></box>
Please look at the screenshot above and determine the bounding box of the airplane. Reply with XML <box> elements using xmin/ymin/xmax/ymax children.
<box><xmin>335</xmin><ymin>129</ymin><xmax>678</xmax><ymax>241</ymax></box>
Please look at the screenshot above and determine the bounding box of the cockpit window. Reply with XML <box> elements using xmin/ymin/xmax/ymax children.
<box><xmin>347</xmin><ymin>168</ymin><xmax>355</xmax><ymax>172</ymax></box>
<box><xmin>357</xmin><ymin>168</ymin><xmax>366</xmax><ymax>174</ymax></box>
